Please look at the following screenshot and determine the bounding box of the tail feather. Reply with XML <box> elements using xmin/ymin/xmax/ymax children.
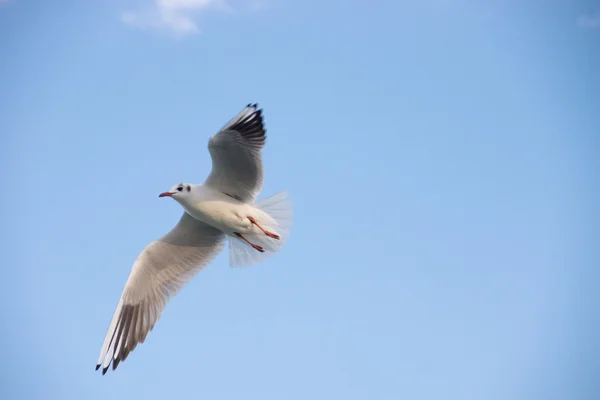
<box><xmin>228</xmin><ymin>191</ymin><xmax>293</xmax><ymax>267</ymax></box>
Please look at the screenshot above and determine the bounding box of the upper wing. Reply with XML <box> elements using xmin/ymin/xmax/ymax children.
<box><xmin>204</xmin><ymin>104</ymin><xmax>266</xmax><ymax>203</ymax></box>
<box><xmin>96</xmin><ymin>213</ymin><xmax>225</xmax><ymax>374</ymax></box>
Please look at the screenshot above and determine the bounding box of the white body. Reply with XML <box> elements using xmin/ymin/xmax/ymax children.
<box><xmin>178</xmin><ymin>184</ymin><xmax>257</xmax><ymax>235</ymax></box>
<box><xmin>176</xmin><ymin>183</ymin><xmax>291</xmax><ymax>257</ymax></box>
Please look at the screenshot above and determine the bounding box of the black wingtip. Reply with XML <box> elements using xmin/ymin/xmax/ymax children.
<box><xmin>227</xmin><ymin>105</ymin><xmax>266</xmax><ymax>145</ymax></box>
<box><xmin>95</xmin><ymin>364</ymin><xmax>100</xmax><ymax>371</ymax></box>
<box><xmin>102</xmin><ymin>365</ymin><xmax>109</xmax><ymax>375</ymax></box>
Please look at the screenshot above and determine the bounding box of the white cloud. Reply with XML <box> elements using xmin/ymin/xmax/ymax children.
<box><xmin>577</xmin><ymin>11</ymin><xmax>600</xmax><ymax>29</ymax></box>
<box><xmin>121</xmin><ymin>0</ymin><xmax>233</xmax><ymax>35</ymax></box>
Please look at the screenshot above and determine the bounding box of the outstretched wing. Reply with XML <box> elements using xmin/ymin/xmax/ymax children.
<box><xmin>96</xmin><ymin>213</ymin><xmax>225</xmax><ymax>374</ymax></box>
<box><xmin>204</xmin><ymin>103</ymin><xmax>266</xmax><ymax>202</ymax></box>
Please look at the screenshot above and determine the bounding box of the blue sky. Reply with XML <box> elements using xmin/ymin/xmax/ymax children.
<box><xmin>1</xmin><ymin>0</ymin><xmax>599</xmax><ymax>399</ymax></box>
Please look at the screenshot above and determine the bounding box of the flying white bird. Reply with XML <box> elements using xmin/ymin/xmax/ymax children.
<box><xmin>96</xmin><ymin>104</ymin><xmax>293</xmax><ymax>374</ymax></box>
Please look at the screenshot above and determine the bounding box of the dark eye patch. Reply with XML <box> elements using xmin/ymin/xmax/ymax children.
<box><xmin>187</xmin><ymin>185</ymin><xmax>191</xmax><ymax>192</ymax></box>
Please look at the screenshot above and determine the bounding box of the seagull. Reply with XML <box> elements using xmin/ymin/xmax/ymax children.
<box><xmin>95</xmin><ymin>104</ymin><xmax>293</xmax><ymax>375</ymax></box>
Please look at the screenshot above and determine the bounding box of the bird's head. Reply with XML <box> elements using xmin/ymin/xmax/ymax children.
<box><xmin>159</xmin><ymin>183</ymin><xmax>192</xmax><ymax>201</ymax></box>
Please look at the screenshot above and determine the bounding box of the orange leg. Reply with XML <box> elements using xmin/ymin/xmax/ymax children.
<box><xmin>247</xmin><ymin>216</ymin><xmax>280</xmax><ymax>240</ymax></box>
<box><xmin>234</xmin><ymin>232</ymin><xmax>265</xmax><ymax>252</ymax></box>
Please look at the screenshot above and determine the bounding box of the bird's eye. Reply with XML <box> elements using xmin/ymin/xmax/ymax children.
<box><xmin>177</xmin><ymin>186</ymin><xmax>183</xmax><ymax>192</ymax></box>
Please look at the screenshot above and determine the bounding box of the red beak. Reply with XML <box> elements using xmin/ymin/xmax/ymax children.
<box><xmin>159</xmin><ymin>192</ymin><xmax>174</xmax><ymax>198</ymax></box>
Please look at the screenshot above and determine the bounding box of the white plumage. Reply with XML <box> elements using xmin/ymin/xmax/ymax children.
<box><xmin>96</xmin><ymin>104</ymin><xmax>293</xmax><ymax>374</ymax></box>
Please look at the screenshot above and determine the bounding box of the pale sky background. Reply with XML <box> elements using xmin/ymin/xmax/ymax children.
<box><xmin>1</xmin><ymin>1</ymin><xmax>599</xmax><ymax>399</ymax></box>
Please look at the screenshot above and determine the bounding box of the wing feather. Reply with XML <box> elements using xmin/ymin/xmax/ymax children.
<box><xmin>96</xmin><ymin>213</ymin><xmax>225</xmax><ymax>374</ymax></box>
<box><xmin>204</xmin><ymin>103</ymin><xmax>267</xmax><ymax>202</ymax></box>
